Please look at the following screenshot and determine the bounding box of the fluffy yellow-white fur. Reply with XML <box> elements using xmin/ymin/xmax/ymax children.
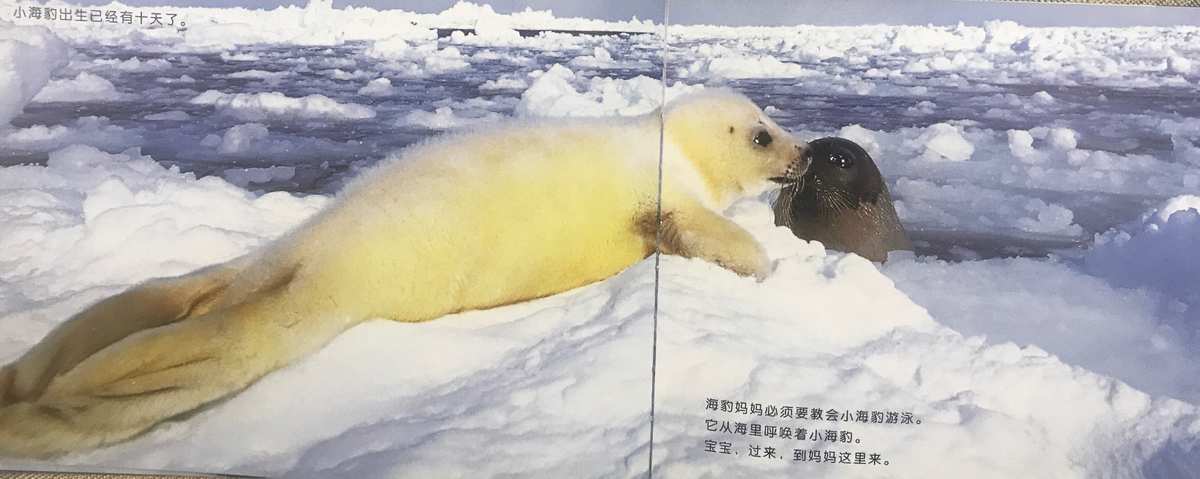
<box><xmin>0</xmin><ymin>89</ymin><xmax>808</xmax><ymax>457</ymax></box>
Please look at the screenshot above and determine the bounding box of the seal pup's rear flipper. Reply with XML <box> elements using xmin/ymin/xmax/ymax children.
<box><xmin>0</xmin><ymin>256</ymin><xmax>257</xmax><ymax>407</ymax></box>
<box><xmin>0</xmin><ymin>271</ymin><xmax>354</xmax><ymax>458</ymax></box>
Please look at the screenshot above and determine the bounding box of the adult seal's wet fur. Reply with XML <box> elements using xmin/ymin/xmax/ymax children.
<box><xmin>773</xmin><ymin>137</ymin><xmax>912</xmax><ymax>262</ymax></box>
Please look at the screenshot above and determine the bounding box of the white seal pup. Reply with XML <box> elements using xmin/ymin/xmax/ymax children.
<box><xmin>0</xmin><ymin>89</ymin><xmax>808</xmax><ymax>457</ymax></box>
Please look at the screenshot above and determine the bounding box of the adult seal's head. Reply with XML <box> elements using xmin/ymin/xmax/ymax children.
<box><xmin>772</xmin><ymin>137</ymin><xmax>912</xmax><ymax>262</ymax></box>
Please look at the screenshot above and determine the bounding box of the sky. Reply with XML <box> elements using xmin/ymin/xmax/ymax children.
<box><xmin>48</xmin><ymin>0</ymin><xmax>1200</xmax><ymax>26</ymax></box>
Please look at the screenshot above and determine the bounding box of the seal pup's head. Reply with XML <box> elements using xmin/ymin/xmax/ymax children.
<box><xmin>663</xmin><ymin>90</ymin><xmax>809</xmax><ymax>208</ymax></box>
<box><xmin>773</xmin><ymin>137</ymin><xmax>912</xmax><ymax>262</ymax></box>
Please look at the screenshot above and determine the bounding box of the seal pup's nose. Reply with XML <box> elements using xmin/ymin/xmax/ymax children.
<box><xmin>770</xmin><ymin>142</ymin><xmax>812</xmax><ymax>184</ymax></box>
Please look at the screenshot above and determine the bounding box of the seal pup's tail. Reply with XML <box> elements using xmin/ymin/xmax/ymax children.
<box><xmin>0</xmin><ymin>254</ymin><xmax>352</xmax><ymax>458</ymax></box>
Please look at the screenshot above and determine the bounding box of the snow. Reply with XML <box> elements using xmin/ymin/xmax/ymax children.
<box><xmin>1032</xmin><ymin>90</ymin><xmax>1055</xmax><ymax>105</ymax></box>
<box><xmin>0</xmin><ymin>143</ymin><xmax>651</xmax><ymax>476</ymax></box>
<box><xmin>1008</xmin><ymin>129</ymin><xmax>1037</xmax><ymax>160</ymax></box>
<box><xmin>398</xmin><ymin>106</ymin><xmax>501</xmax><ymax>130</ymax></box>
<box><xmin>569</xmin><ymin>46</ymin><xmax>616</xmax><ymax>68</ymax></box>
<box><xmin>189</xmin><ymin>91</ymin><xmax>376</xmax><ymax>122</ymax></box>
<box><xmin>225</xmin><ymin>70</ymin><xmax>291</xmax><ymax>81</ymax></box>
<box><xmin>469</xmin><ymin>7</ymin><xmax>522</xmax><ymax>43</ymax></box>
<box><xmin>2</xmin><ymin>142</ymin><xmax>1198</xmax><ymax>477</ymax></box>
<box><xmin>216</xmin><ymin>123</ymin><xmax>270</xmax><ymax>154</ymax></box>
<box><xmin>0</xmin><ymin>145</ymin><xmax>325</xmax><ymax>298</ymax></box>
<box><xmin>363</xmin><ymin>36</ymin><xmax>426</xmax><ymax>60</ymax></box>
<box><xmin>1085</xmin><ymin>195</ymin><xmax>1200</xmax><ymax>314</ymax></box>
<box><xmin>682</xmin><ymin>53</ymin><xmax>814</xmax><ymax>80</ymax></box>
<box><xmin>2</xmin><ymin>0</ymin><xmax>1200</xmax><ymax>477</ymax></box>
<box><xmin>220</xmin><ymin>52</ymin><xmax>260</xmax><ymax>62</ymax></box>
<box><xmin>670</xmin><ymin>22</ymin><xmax>1200</xmax><ymax>90</ymax></box>
<box><xmin>1014</xmin><ymin>199</ymin><xmax>1083</xmax><ymax>236</ymax></box>
<box><xmin>223</xmin><ymin>166</ymin><xmax>297</xmax><ymax>188</ymax></box>
<box><xmin>356</xmin><ymin>78</ymin><xmax>395</xmax><ymax>97</ymax></box>
<box><xmin>363</xmin><ymin>40</ymin><xmax>478</xmax><ymax>76</ymax></box>
<box><xmin>90</xmin><ymin>57</ymin><xmax>171</xmax><ymax>73</ymax></box>
<box><xmin>1047</xmin><ymin>127</ymin><xmax>1077</xmax><ymax>150</ymax></box>
<box><xmin>0</xmin><ymin>21</ymin><xmax>69</xmax><ymax>126</ymax></box>
<box><xmin>652</xmin><ymin>199</ymin><xmax>1200</xmax><ymax>478</ymax></box>
<box><xmin>480</xmin><ymin>75</ymin><xmax>529</xmax><ymax>91</ymax></box>
<box><xmin>1169</xmin><ymin>55</ymin><xmax>1194</xmax><ymax>75</ymax></box>
<box><xmin>156</xmin><ymin>75</ymin><xmax>196</xmax><ymax>85</ymax></box>
<box><xmin>423</xmin><ymin>46</ymin><xmax>470</xmax><ymax>74</ymax></box>
<box><xmin>0</xmin><ymin>116</ymin><xmax>140</xmax><ymax>155</ymax></box>
<box><xmin>31</xmin><ymin>72</ymin><xmax>123</xmax><ymax>103</ymax></box>
<box><xmin>917</xmin><ymin>123</ymin><xmax>975</xmax><ymax>162</ymax></box>
<box><xmin>516</xmin><ymin>64</ymin><xmax>702</xmax><ymax>118</ymax></box>
<box><xmin>890</xmin><ymin>178</ymin><xmax>1085</xmax><ymax>238</ymax></box>
<box><xmin>144</xmin><ymin>110</ymin><xmax>191</xmax><ymax>121</ymax></box>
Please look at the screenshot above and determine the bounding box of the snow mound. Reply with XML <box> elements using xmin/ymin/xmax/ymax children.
<box><xmin>516</xmin><ymin>64</ymin><xmax>703</xmax><ymax>118</ymax></box>
<box><xmin>216</xmin><ymin>123</ymin><xmax>270</xmax><ymax>154</ymax></box>
<box><xmin>917</xmin><ymin>123</ymin><xmax>974</xmax><ymax>162</ymax></box>
<box><xmin>189</xmin><ymin>90</ymin><xmax>376</xmax><ymax>122</ymax></box>
<box><xmin>356</xmin><ymin>78</ymin><xmax>394</xmax><ymax>97</ymax></box>
<box><xmin>0</xmin><ymin>153</ymin><xmax>1197</xmax><ymax>478</ymax></box>
<box><xmin>362</xmin><ymin>36</ymin><xmax>424</xmax><ymax>61</ymax></box>
<box><xmin>363</xmin><ymin>38</ymin><xmax>472</xmax><ymax>76</ymax></box>
<box><xmin>480</xmin><ymin>75</ymin><xmax>529</xmax><ymax>91</ymax></box>
<box><xmin>225</xmin><ymin>70</ymin><xmax>292</xmax><ymax>81</ymax></box>
<box><xmin>32</xmin><ymin>72</ymin><xmax>123</xmax><ymax>103</ymax></box>
<box><xmin>652</xmin><ymin>198</ymin><xmax>1200</xmax><ymax>478</ymax></box>
<box><xmin>220</xmin><ymin>52</ymin><xmax>260</xmax><ymax>62</ymax></box>
<box><xmin>568</xmin><ymin>46</ymin><xmax>621</xmax><ymax>69</ymax></box>
<box><xmin>0</xmin><ymin>21</ymin><xmax>69</xmax><ymax>126</ymax></box>
<box><xmin>223</xmin><ymin>166</ymin><xmax>296</xmax><ymax>188</ymax></box>
<box><xmin>892</xmin><ymin>179</ymin><xmax>1084</xmax><ymax>238</ymax></box>
<box><xmin>0</xmin><ymin>145</ymin><xmax>325</xmax><ymax>305</ymax></box>
<box><xmin>423</xmin><ymin>46</ymin><xmax>470</xmax><ymax>74</ymax></box>
<box><xmin>144</xmin><ymin>110</ymin><xmax>191</xmax><ymax>121</ymax></box>
<box><xmin>799</xmin><ymin>122</ymin><xmax>1197</xmax><ymax>240</ymax></box>
<box><xmin>399</xmin><ymin>106</ymin><xmax>502</xmax><ymax>130</ymax></box>
<box><xmin>1007</xmin><ymin>129</ymin><xmax>1037</xmax><ymax>160</ymax></box>
<box><xmin>683</xmin><ymin>53</ymin><xmax>814</xmax><ymax>79</ymax></box>
<box><xmin>1085</xmin><ymin>195</ymin><xmax>1200</xmax><ymax>312</ymax></box>
<box><xmin>90</xmin><ymin>57</ymin><xmax>170</xmax><ymax>73</ymax></box>
<box><xmin>432</xmin><ymin>1</ymin><xmax>654</xmax><ymax>34</ymax></box>
<box><xmin>0</xmin><ymin>143</ymin><xmax>651</xmax><ymax>476</ymax></box>
<box><xmin>0</xmin><ymin>116</ymin><xmax>140</xmax><ymax>154</ymax></box>
<box><xmin>156</xmin><ymin>75</ymin><xmax>196</xmax><ymax>85</ymax></box>
<box><xmin>463</xmin><ymin>6</ymin><xmax>522</xmax><ymax>44</ymax></box>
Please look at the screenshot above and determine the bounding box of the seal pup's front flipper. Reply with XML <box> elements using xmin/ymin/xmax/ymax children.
<box><xmin>0</xmin><ymin>268</ymin><xmax>356</xmax><ymax>458</ymax></box>
<box><xmin>657</xmin><ymin>202</ymin><xmax>770</xmax><ymax>280</ymax></box>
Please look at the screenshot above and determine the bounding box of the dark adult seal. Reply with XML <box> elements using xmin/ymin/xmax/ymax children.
<box><xmin>773</xmin><ymin>137</ymin><xmax>912</xmax><ymax>262</ymax></box>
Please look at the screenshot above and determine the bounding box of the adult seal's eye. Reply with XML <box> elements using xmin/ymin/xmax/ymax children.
<box><xmin>828</xmin><ymin>152</ymin><xmax>853</xmax><ymax>168</ymax></box>
<box><xmin>753</xmin><ymin>130</ymin><xmax>773</xmax><ymax>147</ymax></box>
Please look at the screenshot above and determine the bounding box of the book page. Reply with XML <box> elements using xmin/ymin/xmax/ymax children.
<box><xmin>650</xmin><ymin>0</ymin><xmax>1200</xmax><ymax>476</ymax></box>
<box><xmin>0</xmin><ymin>1</ymin><xmax>665</xmax><ymax>477</ymax></box>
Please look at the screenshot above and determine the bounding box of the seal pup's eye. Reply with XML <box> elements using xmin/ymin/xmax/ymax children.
<box><xmin>828</xmin><ymin>152</ymin><xmax>853</xmax><ymax>169</ymax></box>
<box><xmin>753</xmin><ymin>130</ymin><xmax>773</xmax><ymax>147</ymax></box>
